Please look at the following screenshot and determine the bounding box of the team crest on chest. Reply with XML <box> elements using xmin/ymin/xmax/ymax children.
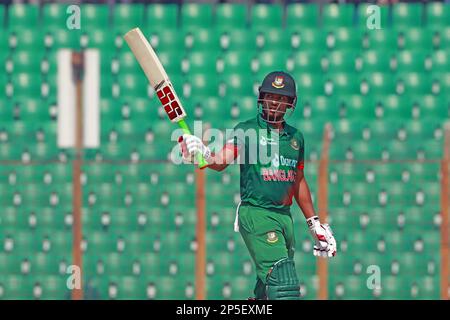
<box><xmin>290</xmin><ymin>138</ymin><xmax>299</xmax><ymax>151</ymax></box>
<box><xmin>267</xmin><ymin>231</ymin><xmax>278</xmax><ymax>243</ymax></box>
<box><xmin>272</xmin><ymin>76</ymin><xmax>285</xmax><ymax>89</ymax></box>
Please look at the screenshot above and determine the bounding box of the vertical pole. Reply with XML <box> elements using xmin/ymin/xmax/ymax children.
<box><xmin>317</xmin><ymin>123</ymin><xmax>331</xmax><ymax>300</ymax></box>
<box><xmin>441</xmin><ymin>126</ymin><xmax>450</xmax><ymax>300</ymax></box>
<box><xmin>195</xmin><ymin>124</ymin><xmax>208</xmax><ymax>300</ymax></box>
<box><xmin>195</xmin><ymin>165</ymin><xmax>206</xmax><ymax>300</ymax></box>
<box><xmin>71</xmin><ymin>52</ymin><xmax>84</xmax><ymax>300</ymax></box>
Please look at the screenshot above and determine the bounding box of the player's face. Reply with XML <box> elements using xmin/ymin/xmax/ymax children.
<box><xmin>260</xmin><ymin>93</ymin><xmax>292</xmax><ymax>123</ymax></box>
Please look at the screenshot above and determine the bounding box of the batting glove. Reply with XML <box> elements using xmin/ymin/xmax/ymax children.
<box><xmin>179</xmin><ymin>134</ymin><xmax>211</xmax><ymax>164</ymax></box>
<box><xmin>306</xmin><ymin>216</ymin><xmax>337</xmax><ymax>258</ymax></box>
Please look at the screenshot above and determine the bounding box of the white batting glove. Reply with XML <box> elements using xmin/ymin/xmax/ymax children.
<box><xmin>179</xmin><ymin>134</ymin><xmax>211</xmax><ymax>163</ymax></box>
<box><xmin>306</xmin><ymin>216</ymin><xmax>337</xmax><ymax>258</ymax></box>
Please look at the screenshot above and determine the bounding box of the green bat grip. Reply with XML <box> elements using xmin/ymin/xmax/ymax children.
<box><xmin>178</xmin><ymin>119</ymin><xmax>208</xmax><ymax>169</ymax></box>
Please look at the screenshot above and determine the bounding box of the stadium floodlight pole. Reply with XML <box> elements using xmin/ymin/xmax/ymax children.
<box><xmin>71</xmin><ymin>51</ymin><xmax>84</xmax><ymax>300</ymax></box>
<box><xmin>317</xmin><ymin>123</ymin><xmax>332</xmax><ymax>300</ymax></box>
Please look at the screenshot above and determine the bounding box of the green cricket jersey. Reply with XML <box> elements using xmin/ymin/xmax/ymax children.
<box><xmin>228</xmin><ymin>115</ymin><xmax>305</xmax><ymax>215</ymax></box>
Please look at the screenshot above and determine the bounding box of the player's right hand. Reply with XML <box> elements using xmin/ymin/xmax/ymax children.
<box><xmin>178</xmin><ymin>134</ymin><xmax>211</xmax><ymax>163</ymax></box>
<box><xmin>306</xmin><ymin>216</ymin><xmax>337</xmax><ymax>258</ymax></box>
<box><xmin>178</xmin><ymin>135</ymin><xmax>194</xmax><ymax>163</ymax></box>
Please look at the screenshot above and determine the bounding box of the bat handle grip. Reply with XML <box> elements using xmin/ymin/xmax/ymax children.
<box><xmin>178</xmin><ymin>120</ymin><xmax>209</xmax><ymax>169</ymax></box>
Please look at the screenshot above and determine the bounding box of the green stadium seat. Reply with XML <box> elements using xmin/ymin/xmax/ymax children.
<box><xmin>0</xmin><ymin>4</ymin><xmax>4</xmax><ymax>27</ymax></box>
<box><xmin>426</xmin><ymin>2</ymin><xmax>450</xmax><ymax>28</ymax></box>
<box><xmin>218</xmin><ymin>29</ymin><xmax>258</xmax><ymax>51</ymax></box>
<box><xmin>80</xmin><ymin>4</ymin><xmax>110</xmax><ymax>29</ymax></box>
<box><xmin>8</xmin><ymin>28</ymin><xmax>45</xmax><ymax>50</ymax></box>
<box><xmin>157</xmin><ymin>50</ymin><xmax>184</xmax><ymax>75</ymax></box>
<box><xmin>251</xmin><ymin>4</ymin><xmax>283</xmax><ymax>31</ymax></box>
<box><xmin>364</xmin><ymin>29</ymin><xmax>398</xmax><ymax>50</ymax></box>
<box><xmin>396</xmin><ymin>50</ymin><xmax>432</xmax><ymax>73</ymax></box>
<box><xmin>11</xmin><ymin>72</ymin><xmax>42</xmax><ymax>99</ymax></box>
<box><xmin>8</xmin><ymin>4</ymin><xmax>40</xmax><ymax>28</ymax></box>
<box><xmin>184</xmin><ymin>73</ymin><xmax>219</xmax><ymax>98</ymax></box>
<box><xmin>439</xmin><ymin>27</ymin><xmax>450</xmax><ymax>49</ymax></box>
<box><xmin>44</xmin><ymin>28</ymin><xmax>81</xmax><ymax>50</ymax></box>
<box><xmin>221</xmin><ymin>73</ymin><xmax>255</xmax><ymax>97</ymax></box>
<box><xmin>357</xmin><ymin>3</ymin><xmax>390</xmax><ymax>29</ymax></box>
<box><xmin>215</xmin><ymin>3</ymin><xmax>248</xmax><ymax>30</ymax></box>
<box><xmin>147</xmin><ymin>29</ymin><xmax>184</xmax><ymax>53</ymax></box>
<box><xmin>326</xmin><ymin>72</ymin><xmax>360</xmax><ymax>96</ymax></box>
<box><xmin>293</xmin><ymin>51</ymin><xmax>326</xmax><ymax>73</ymax></box>
<box><xmin>431</xmin><ymin>72</ymin><xmax>450</xmax><ymax>94</ymax></box>
<box><xmin>413</xmin><ymin>95</ymin><xmax>449</xmax><ymax>119</ymax></box>
<box><xmin>181</xmin><ymin>3</ymin><xmax>213</xmax><ymax>30</ymax></box>
<box><xmin>292</xmin><ymin>73</ymin><xmax>324</xmax><ymax>96</ymax></box>
<box><xmin>183</xmin><ymin>28</ymin><xmax>221</xmax><ymax>52</ymax></box>
<box><xmin>302</xmin><ymin>96</ymin><xmax>340</xmax><ymax>120</ymax></box>
<box><xmin>291</xmin><ymin>28</ymin><xmax>327</xmax><ymax>51</ymax></box>
<box><xmin>0</xmin><ymin>30</ymin><xmax>7</xmax><ymax>53</ymax></box>
<box><xmin>322</xmin><ymin>4</ymin><xmax>355</xmax><ymax>28</ymax></box>
<box><xmin>189</xmin><ymin>96</ymin><xmax>226</xmax><ymax>122</ymax></box>
<box><xmin>147</xmin><ymin>4</ymin><xmax>178</xmax><ymax>31</ymax></box>
<box><xmin>395</xmin><ymin>72</ymin><xmax>431</xmax><ymax>95</ymax></box>
<box><xmin>392</xmin><ymin>3</ymin><xmax>424</xmax><ymax>28</ymax></box>
<box><xmin>286</xmin><ymin>3</ymin><xmax>319</xmax><ymax>29</ymax></box>
<box><xmin>432</xmin><ymin>50</ymin><xmax>450</xmax><ymax>72</ymax></box>
<box><xmin>397</xmin><ymin>28</ymin><xmax>434</xmax><ymax>51</ymax></box>
<box><xmin>338</xmin><ymin>95</ymin><xmax>367</xmax><ymax>119</ymax></box>
<box><xmin>218</xmin><ymin>51</ymin><xmax>254</xmax><ymax>75</ymax></box>
<box><xmin>361</xmin><ymin>72</ymin><xmax>396</xmax><ymax>95</ymax></box>
<box><xmin>113</xmin><ymin>4</ymin><xmax>144</xmax><ymax>32</ymax></box>
<box><xmin>0</xmin><ymin>275</ymin><xmax>34</xmax><ymax>299</ymax></box>
<box><xmin>325</xmin><ymin>27</ymin><xmax>362</xmax><ymax>50</ymax></box>
<box><xmin>224</xmin><ymin>96</ymin><xmax>255</xmax><ymax>121</ymax></box>
<box><xmin>329</xmin><ymin>50</ymin><xmax>362</xmax><ymax>73</ymax></box>
<box><xmin>84</xmin><ymin>30</ymin><xmax>116</xmax><ymax>51</ymax></box>
<box><xmin>229</xmin><ymin>276</ymin><xmax>254</xmax><ymax>299</ymax></box>
<box><xmin>256</xmin><ymin>50</ymin><xmax>291</xmax><ymax>75</ymax></box>
<box><xmin>252</xmin><ymin>29</ymin><xmax>291</xmax><ymax>51</ymax></box>
<box><xmin>5</xmin><ymin>51</ymin><xmax>38</xmax><ymax>75</ymax></box>
<box><xmin>42</xmin><ymin>3</ymin><xmax>67</xmax><ymax>30</ymax></box>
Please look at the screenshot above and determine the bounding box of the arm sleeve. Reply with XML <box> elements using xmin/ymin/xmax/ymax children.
<box><xmin>297</xmin><ymin>133</ymin><xmax>305</xmax><ymax>170</ymax></box>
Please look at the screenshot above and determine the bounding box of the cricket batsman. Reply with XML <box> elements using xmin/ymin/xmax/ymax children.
<box><xmin>179</xmin><ymin>71</ymin><xmax>337</xmax><ymax>300</ymax></box>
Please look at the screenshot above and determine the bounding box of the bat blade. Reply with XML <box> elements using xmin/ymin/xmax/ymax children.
<box><xmin>123</xmin><ymin>28</ymin><xmax>208</xmax><ymax>169</ymax></box>
<box><xmin>123</xmin><ymin>28</ymin><xmax>167</xmax><ymax>88</ymax></box>
<box><xmin>124</xmin><ymin>28</ymin><xmax>187</xmax><ymax>123</ymax></box>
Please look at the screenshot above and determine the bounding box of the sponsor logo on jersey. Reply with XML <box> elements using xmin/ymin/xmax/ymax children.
<box><xmin>267</xmin><ymin>231</ymin><xmax>279</xmax><ymax>243</ymax></box>
<box><xmin>272</xmin><ymin>76</ymin><xmax>285</xmax><ymax>89</ymax></box>
<box><xmin>280</xmin><ymin>155</ymin><xmax>298</xmax><ymax>168</ymax></box>
<box><xmin>259</xmin><ymin>135</ymin><xmax>277</xmax><ymax>146</ymax></box>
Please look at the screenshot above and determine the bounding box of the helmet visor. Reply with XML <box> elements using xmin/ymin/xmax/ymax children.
<box><xmin>257</xmin><ymin>98</ymin><xmax>295</xmax><ymax>124</ymax></box>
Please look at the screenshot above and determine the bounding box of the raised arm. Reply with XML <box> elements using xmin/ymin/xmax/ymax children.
<box><xmin>179</xmin><ymin>134</ymin><xmax>238</xmax><ymax>172</ymax></box>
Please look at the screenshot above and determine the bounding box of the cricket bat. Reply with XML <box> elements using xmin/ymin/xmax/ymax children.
<box><xmin>123</xmin><ymin>28</ymin><xmax>208</xmax><ymax>169</ymax></box>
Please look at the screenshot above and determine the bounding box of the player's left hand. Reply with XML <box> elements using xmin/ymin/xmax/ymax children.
<box><xmin>306</xmin><ymin>216</ymin><xmax>337</xmax><ymax>258</ymax></box>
